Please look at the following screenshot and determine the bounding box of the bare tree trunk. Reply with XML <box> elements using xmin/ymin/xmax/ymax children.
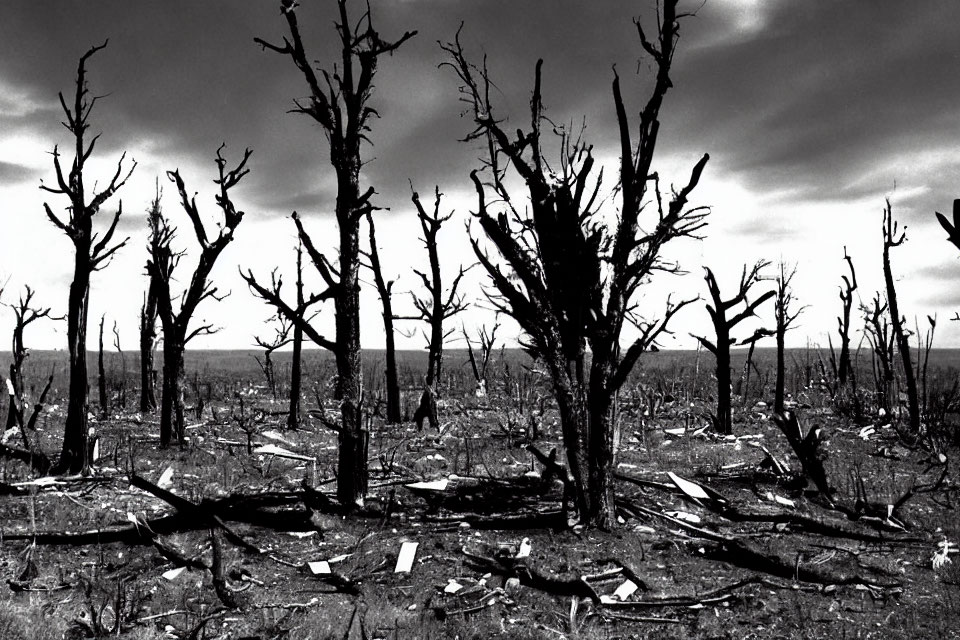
<box><xmin>882</xmin><ymin>202</ymin><xmax>921</xmax><ymax>433</ymax></box>
<box><xmin>288</xmin><ymin>321</ymin><xmax>303</xmax><ymax>430</ymax></box>
<box><xmin>98</xmin><ymin>315</ymin><xmax>108</xmax><ymax>419</ymax></box>
<box><xmin>365</xmin><ymin>214</ymin><xmax>401</xmax><ymax>424</ymax></box>
<box><xmin>160</xmin><ymin>337</ymin><xmax>186</xmax><ymax>446</ymax></box>
<box><xmin>335</xmin><ymin>204</ymin><xmax>367</xmax><ymax>506</ymax></box>
<box><xmin>775</xmin><ymin>325</ymin><xmax>787</xmax><ymax>413</ymax></box>
<box><xmin>59</xmin><ymin>254</ymin><xmax>93</xmax><ymax>473</ymax></box>
<box><xmin>140</xmin><ymin>291</ymin><xmax>159</xmax><ymax>412</ymax></box>
<box><xmin>287</xmin><ymin>242</ymin><xmax>305</xmax><ymax>430</ymax></box>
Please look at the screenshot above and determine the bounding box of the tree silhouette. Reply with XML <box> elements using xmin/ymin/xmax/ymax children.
<box><xmin>249</xmin><ymin>0</ymin><xmax>415</xmax><ymax>508</ymax></box>
<box><xmin>40</xmin><ymin>42</ymin><xmax>135</xmax><ymax>473</ymax></box>
<box><xmin>147</xmin><ymin>145</ymin><xmax>252</xmax><ymax>447</ymax></box>
<box><xmin>443</xmin><ymin>0</ymin><xmax>708</xmax><ymax>527</ymax></box>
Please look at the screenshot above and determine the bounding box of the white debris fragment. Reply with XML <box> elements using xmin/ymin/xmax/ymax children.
<box><xmin>307</xmin><ymin>561</ymin><xmax>331</xmax><ymax>575</ymax></box>
<box><xmin>612</xmin><ymin>579</ymin><xmax>639</xmax><ymax>601</ymax></box>
<box><xmin>444</xmin><ymin>579</ymin><xmax>463</xmax><ymax>594</ymax></box>
<box><xmin>665</xmin><ymin>510</ymin><xmax>701</xmax><ymax>524</ymax></box>
<box><xmin>666</xmin><ymin>471</ymin><xmax>711</xmax><ymax>501</ymax></box>
<box><xmin>161</xmin><ymin>567</ymin><xmax>186</xmax><ymax>581</ymax></box>
<box><xmin>406</xmin><ymin>479</ymin><xmax>450</xmax><ymax>492</ymax></box>
<box><xmin>157</xmin><ymin>466</ymin><xmax>174</xmax><ymax>489</ymax></box>
<box><xmin>395</xmin><ymin>541</ymin><xmax>419</xmax><ymax>573</ymax></box>
<box><xmin>252</xmin><ymin>443</ymin><xmax>314</xmax><ymax>462</ymax></box>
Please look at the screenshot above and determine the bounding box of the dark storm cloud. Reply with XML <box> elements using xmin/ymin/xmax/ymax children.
<box><xmin>4</xmin><ymin>1</ymin><xmax>960</xmax><ymax>229</ymax></box>
<box><xmin>661</xmin><ymin>2</ymin><xmax>960</xmax><ymax>211</ymax></box>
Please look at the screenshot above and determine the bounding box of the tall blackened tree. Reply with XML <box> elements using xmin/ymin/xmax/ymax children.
<box><xmin>444</xmin><ymin>0</ymin><xmax>708</xmax><ymax>527</ymax></box>
<box><xmin>773</xmin><ymin>263</ymin><xmax>805</xmax><ymax>413</ymax></box>
<box><xmin>147</xmin><ymin>146</ymin><xmax>252</xmax><ymax>447</ymax></box>
<box><xmin>881</xmin><ymin>200</ymin><xmax>921</xmax><ymax>434</ymax></box>
<box><xmin>408</xmin><ymin>186</ymin><xmax>469</xmax><ymax>387</ymax></box>
<box><xmin>831</xmin><ymin>248</ymin><xmax>857</xmax><ymax>391</ymax></box>
<box><xmin>250</xmin><ymin>0</ymin><xmax>415</xmax><ymax>507</ymax></box>
<box><xmin>363</xmin><ymin>213</ymin><xmax>402</xmax><ymax>424</ymax></box>
<box><xmin>40</xmin><ymin>42</ymin><xmax>135</xmax><ymax>473</ymax></box>
<box><xmin>694</xmin><ymin>262</ymin><xmax>775</xmax><ymax>435</ymax></box>
<box><xmin>140</xmin><ymin>192</ymin><xmax>162</xmax><ymax>413</ymax></box>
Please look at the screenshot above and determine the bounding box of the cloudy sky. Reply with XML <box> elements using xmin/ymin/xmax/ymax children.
<box><xmin>1</xmin><ymin>0</ymin><xmax>960</xmax><ymax>354</ymax></box>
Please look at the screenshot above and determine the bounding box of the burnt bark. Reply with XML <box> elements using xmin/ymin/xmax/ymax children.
<box><xmin>148</xmin><ymin>146</ymin><xmax>252</xmax><ymax>447</ymax></box>
<box><xmin>694</xmin><ymin>262</ymin><xmax>775</xmax><ymax>435</ymax></box>
<box><xmin>97</xmin><ymin>315</ymin><xmax>108</xmax><ymax>418</ymax></box>
<box><xmin>444</xmin><ymin>1</ymin><xmax>707</xmax><ymax>528</ymax></box>
<box><xmin>250</xmin><ymin>0</ymin><xmax>415</xmax><ymax>508</ymax></box>
<box><xmin>408</xmin><ymin>186</ymin><xmax>468</xmax><ymax>388</ymax></box>
<box><xmin>364</xmin><ymin>214</ymin><xmax>401</xmax><ymax>424</ymax></box>
<box><xmin>834</xmin><ymin>248</ymin><xmax>858</xmax><ymax>390</ymax></box>
<box><xmin>882</xmin><ymin>201</ymin><xmax>921</xmax><ymax>434</ymax></box>
<box><xmin>139</xmin><ymin>193</ymin><xmax>162</xmax><ymax>413</ymax></box>
<box><xmin>41</xmin><ymin>42</ymin><xmax>134</xmax><ymax>474</ymax></box>
<box><xmin>774</xmin><ymin>262</ymin><xmax>804</xmax><ymax>413</ymax></box>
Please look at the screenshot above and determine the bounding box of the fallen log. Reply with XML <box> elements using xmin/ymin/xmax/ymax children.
<box><xmin>462</xmin><ymin>546</ymin><xmax>602</xmax><ymax>604</ymax></box>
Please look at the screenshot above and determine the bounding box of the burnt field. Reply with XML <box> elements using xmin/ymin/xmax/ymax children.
<box><xmin>0</xmin><ymin>348</ymin><xmax>957</xmax><ymax>639</ymax></box>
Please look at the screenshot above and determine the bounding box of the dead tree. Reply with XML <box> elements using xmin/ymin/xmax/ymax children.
<box><xmin>881</xmin><ymin>200</ymin><xmax>921</xmax><ymax>434</ymax></box>
<box><xmin>405</xmin><ymin>186</ymin><xmax>469</xmax><ymax>431</ymax></box>
<box><xmin>97</xmin><ymin>315</ymin><xmax>108</xmax><ymax>418</ymax></box>
<box><xmin>694</xmin><ymin>262</ymin><xmax>775</xmax><ymax>435</ymax></box>
<box><xmin>140</xmin><ymin>191</ymin><xmax>162</xmax><ymax>413</ymax></box>
<box><xmin>111</xmin><ymin>320</ymin><xmax>126</xmax><ymax>408</ymax></box>
<box><xmin>407</xmin><ymin>186</ymin><xmax>469</xmax><ymax>387</ymax></box>
<box><xmin>288</xmin><ymin>240</ymin><xmax>306</xmax><ymax>430</ymax></box>
<box><xmin>5</xmin><ymin>287</ymin><xmax>55</xmax><ymax>432</ymax></box>
<box><xmin>147</xmin><ymin>145</ymin><xmax>252</xmax><ymax>447</ymax></box>
<box><xmin>443</xmin><ymin>0</ymin><xmax>708</xmax><ymax>527</ymax></box>
<box><xmin>935</xmin><ymin>198</ymin><xmax>960</xmax><ymax>252</ymax></box>
<box><xmin>464</xmin><ymin>318</ymin><xmax>501</xmax><ymax>394</ymax></box>
<box><xmin>250</xmin><ymin>0</ymin><xmax>415</xmax><ymax>508</ymax></box>
<box><xmin>830</xmin><ymin>248</ymin><xmax>857</xmax><ymax>392</ymax></box>
<box><xmin>862</xmin><ymin>293</ymin><xmax>895</xmax><ymax>413</ymax></box>
<box><xmin>363</xmin><ymin>213</ymin><xmax>401</xmax><ymax>424</ymax></box>
<box><xmin>40</xmin><ymin>42</ymin><xmax>135</xmax><ymax>473</ymax></box>
<box><xmin>774</xmin><ymin>263</ymin><xmax>805</xmax><ymax>413</ymax></box>
<box><xmin>254</xmin><ymin>317</ymin><xmax>292</xmax><ymax>400</ymax></box>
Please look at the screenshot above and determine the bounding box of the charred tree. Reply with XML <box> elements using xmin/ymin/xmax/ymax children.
<box><xmin>464</xmin><ymin>318</ymin><xmax>501</xmax><ymax>394</ymax></box>
<box><xmin>139</xmin><ymin>192</ymin><xmax>162</xmax><ymax>413</ymax></box>
<box><xmin>250</xmin><ymin>0</ymin><xmax>415</xmax><ymax>508</ymax></box>
<box><xmin>40</xmin><ymin>42</ymin><xmax>135</xmax><ymax>473</ymax></box>
<box><xmin>97</xmin><ymin>315</ymin><xmax>108</xmax><ymax>418</ymax></box>
<box><xmin>862</xmin><ymin>293</ymin><xmax>895</xmax><ymax>414</ymax></box>
<box><xmin>5</xmin><ymin>287</ymin><xmax>55</xmax><ymax>432</ymax></box>
<box><xmin>882</xmin><ymin>201</ymin><xmax>921</xmax><ymax>434</ymax></box>
<box><xmin>111</xmin><ymin>321</ymin><xmax>126</xmax><ymax>408</ymax></box>
<box><xmin>363</xmin><ymin>213</ymin><xmax>401</xmax><ymax>424</ymax></box>
<box><xmin>407</xmin><ymin>186</ymin><xmax>469</xmax><ymax>388</ymax></box>
<box><xmin>830</xmin><ymin>248</ymin><xmax>857</xmax><ymax>391</ymax></box>
<box><xmin>774</xmin><ymin>263</ymin><xmax>805</xmax><ymax>413</ymax></box>
<box><xmin>288</xmin><ymin>239</ymin><xmax>305</xmax><ymax>430</ymax></box>
<box><xmin>254</xmin><ymin>317</ymin><xmax>292</xmax><ymax>400</ymax></box>
<box><xmin>443</xmin><ymin>0</ymin><xmax>707</xmax><ymax>528</ymax></box>
<box><xmin>147</xmin><ymin>146</ymin><xmax>252</xmax><ymax>447</ymax></box>
<box><xmin>694</xmin><ymin>262</ymin><xmax>775</xmax><ymax>435</ymax></box>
